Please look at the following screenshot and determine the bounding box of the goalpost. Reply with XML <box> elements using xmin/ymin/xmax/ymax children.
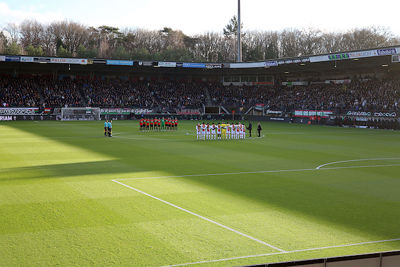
<box><xmin>60</xmin><ymin>107</ymin><xmax>101</xmax><ymax>121</ymax></box>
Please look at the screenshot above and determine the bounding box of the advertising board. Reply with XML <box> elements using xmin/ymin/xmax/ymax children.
<box><xmin>158</xmin><ymin>62</ymin><xmax>176</xmax><ymax>68</ymax></box>
<box><xmin>294</xmin><ymin>110</ymin><xmax>333</xmax><ymax>118</ymax></box>
<box><xmin>0</xmin><ymin>107</ymin><xmax>39</xmax><ymax>115</ymax></box>
<box><xmin>50</xmin><ymin>58</ymin><xmax>88</xmax><ymax>64</ymax></box>
<box><xmin>182</xmin><ymin>63</ymin><xmax>206</xmax><ymax>68</ymax></box>
<box><xmin>106</xmin><ymin>60</ymin><xmax>133</xmax><ymax>66</ymax></box>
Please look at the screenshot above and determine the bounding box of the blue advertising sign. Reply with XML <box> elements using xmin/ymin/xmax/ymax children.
<box><xmin>106</xmin><ymin>60</ymin><xmax>134</xmax><ymax>66</ymax></box>
<box><xmin>182</xmin><ymin>62</ymin><xmax>206</xmax><ymax>68</ymax></box>
<box><xmin>265</xmin><ymin>60</ymin><xmax>278</xmax><ymax>67</ymax></box>
<box><xmin>5</xmin><ymin>56</ymin><xmax>20</xmax><ymax>62</ymax></box>
<box><xmin>377</xmin><ymin>48</ymin><xmax>397</xmax><ymax>56</ymax></box>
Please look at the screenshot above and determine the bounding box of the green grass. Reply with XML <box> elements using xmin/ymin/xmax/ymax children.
<box><xmin>0</xmin><ymin>120</ymin><xmax>399</xmax><ymax>266</ymax></box>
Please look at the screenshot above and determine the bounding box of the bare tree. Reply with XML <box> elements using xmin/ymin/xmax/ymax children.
<box><xmin>340</xmin><ymin>27</ymin><xmax>394</xmax><ymax>51</ymax></box>
<box><xmin>241</xmin><ymin>31</ymin><xmax>279</xmax><ymax>61</ymax></box>
<box><xmin>320</xmin><ymin>32</ymin><xmax>343</xmax><ymax>54</ymax></box>
<box><xmin>130</xmin><ymin>29</ymin><xmax>163</xmax><ymax>54</ymax></box>
<box><xmin>42</xmin><ymin>25</ymin><xmax>56</xmax><ymax>56</ymax></box>
<box><xmin>0</xmin><ymin>31</ymin><xmax>6</xmax><ymax>53</ymax></box>
<box><xmin>4</xmin><ymin>23</ymin><xmax>20</xmax><ymax>43</ymax></box>
<box><xmin>279</xmin><ymin>28</ymin><xmax>302</xmax><ymax>58</ymax></box>
<box><xmin>19</xmin><ymin>20</ymin><xmax>44</xmax><ymax>49</ymax></box>
<box><xmin>1</xmin><ymin>19</ymin><xmax>399</xmax><ymax>62</ymax></box>
<box><xmin>48</xmin><ymin>21</ymin><xmax>88</xmax><ymax>56</ymax></box>
<box><xmin>298</xmin><ymin>28</ymin><xmax>324</xmax><ymax>56</ymax></box>
<box><xmin>193</xmin><ymin>32</ymin><xmax>222</xmax><ymax>61</ymax></box>
<box><xmin>159</xmin><ymin>27</ymin><xmax>187</xmax><ymax>50</ymax></box>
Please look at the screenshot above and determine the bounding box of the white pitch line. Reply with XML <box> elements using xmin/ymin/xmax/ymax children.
<box><xmin>116</xmin><ymin>168</ymin><xmax>317</xmax><ymax>181</ymax></box>
<box><xmin>289</xmin><ymin>238</ymin><xmax>400</xmax><ymax>253</ymax></box>
<box><xmin>165</xmin><ymin>238</ymin><xmax>400</xmax><ymax>267</ymax></box>
<box><xmin>117</xmin><ymin>164</ymin><xmax>400</xmax><ymax>181</ymax></box>
<box><xmin>316</xmin><ymin>158</ymin><xmax>400</xmax><ymax>170</ymax></box>
<box><xmin>163</xmin><ymin>251</ymin><xmax>284</xmax><ymax>267</ymax></box>
<box><xmin>113</xmin><ymin>161</ymin><xmax>400</xmax><ymax>266</ymax></box>
<box><xmin>112</xmin><ymin>179</ymin><xmax>286</xmax><ymax>252</ymax></box>
<box><xmin>321</xmin><ymin>164</ymin><xmax>400</xmax><ymax>171</ymax></box>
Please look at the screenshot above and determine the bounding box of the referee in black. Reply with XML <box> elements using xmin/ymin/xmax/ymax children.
<box><xmin>257</xmin><ymin>122</ymin><xmax>262</xmax><ymax>137</ymax></box>
<box><xmin>247</xmin><ymin>122</ymin><xmax>252</xmax><ymax>137</ymax></box>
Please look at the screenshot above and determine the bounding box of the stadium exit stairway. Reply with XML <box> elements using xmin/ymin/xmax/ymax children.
<box><xmin>204</xmin><ymin>86</ymin><xmax>213</xmax><ymax>106</ymax></box>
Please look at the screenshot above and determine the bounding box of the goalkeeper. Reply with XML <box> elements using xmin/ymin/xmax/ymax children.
<box><xmin>161</xmin><ymin>117</ymin><xmax>165</xmax><ymax>131</ymax></box>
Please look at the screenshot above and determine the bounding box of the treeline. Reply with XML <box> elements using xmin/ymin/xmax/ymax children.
<box><xmin>0</xmin><ymin>19</ymin><xmax>399</xmax><ymax>62</ymax></box>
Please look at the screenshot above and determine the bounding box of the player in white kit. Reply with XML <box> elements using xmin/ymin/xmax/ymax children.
<box><xmin>217</xmin><ymin>123</ymin><xmax>222</xmax><ymax>140</ymax></box>
<box><xmin>206</xmin><ymin>123</ymin><xmax>210</xmax><ymax>140</ymax></box>
<box><xmin>196</xmin><ymin>123</ymin><xmax>201</xmax><ymax>140</ymax></box>
<box><xmin>226</xmin><ymin>123</ymin><xmax>231</xmax><ymax>139</ymax></box>
<box><xmin>239</xmin><ymin>123</ymin><xmax>245</xmax><ymax>139</ymax></box>
<box><xmin>201</xmin><ymin>123</ymin><xmax>206</xmax><ymax>140</ymax></box>
<box><xmin>231</xmin><ymin>124</ymin><xmax>236</xmax><ymax>139</ymax></box>
<box><xmin>211</xmin><ymin>123</ymin><xmax>216</xmax><ymax>140</ymax></box>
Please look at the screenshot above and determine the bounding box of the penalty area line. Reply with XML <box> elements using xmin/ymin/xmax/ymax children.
<box><xmin>111</xmin><ymin>179</ymin><xmax>286</xmax><ymax>252</ymax></box>
<box><xmin>316</xmin><ymin>157</ymin><xmax>400</xmax><ymax>170</ymax></box>
<box><xmin>164</xmin><ymin>238</ymin><xmax>400</xmax><ymax>267</ymax></box>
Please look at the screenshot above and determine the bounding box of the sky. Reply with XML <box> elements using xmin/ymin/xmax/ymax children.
<box><xmin>1</xmin><ymin>0</ymin><xmax>400</xmax><ymax>36</ymax></box>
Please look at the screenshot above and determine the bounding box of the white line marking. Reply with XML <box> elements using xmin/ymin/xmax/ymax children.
<box><xmin>316</xmin><ymin>158</ymin><xmax>400</xmax><ymax>170</ymax></box>
<box><xmin>165</xmin><ymin>238</ymin><xmax>400</xmax><ymax>266</ymax></box>
<box><xmin>112</xmin><ymin>179</ymin><xmax>286</xmax><ymax>252</ymax></box>
<box><xmin>117</xmin><ymin>168</ymin><xmax>316</xmax><ymax>181</ymax></box>
<box><xmin>164</xmin><ymin>252</ymin><xmax>283</xmax><ymax>267</ymax></box>
<box><xmin>117</xmin><ymin>164</ymin><xmax>400</xmax><ymax>181</ymax></box>
<box><xmin>323</xmin><ymin>164</ymin><xmax>400</xmax><ymax>170</ymax></box>
<box><xmin>112</xmin><ymin>159</ymin><xmax>400</xmax><ymax>266</ymax></box>
<box><xmin>289</xmin><ymin>238</ymin><xmax>400</xmax><ymax>253</ymax></box>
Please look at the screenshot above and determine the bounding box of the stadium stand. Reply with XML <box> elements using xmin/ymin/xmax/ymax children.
<box><xmin>1</xmin><ymin>76</ymin><xmax>399</xmax><ymax>112</ymax></box>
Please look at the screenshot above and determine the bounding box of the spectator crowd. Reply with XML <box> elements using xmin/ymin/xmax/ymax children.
<box><xmin>210</xmin><ymin>80</ymin><xmax>400</xmax><ymax>113</ymax></box>
<box><xmin>1</xmin><ymin>76</ymin><xmax>400</xmax><ymax>114</ymax></box>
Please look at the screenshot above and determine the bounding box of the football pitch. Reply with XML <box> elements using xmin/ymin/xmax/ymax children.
<box><xmin>1</xmin><ymin>120</ymin><xmax>400</xmax><ymax>266</ymax></box>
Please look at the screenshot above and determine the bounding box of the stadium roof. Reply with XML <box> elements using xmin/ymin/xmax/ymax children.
<box><xmin>1</xmin><ymin>46</ymin><xmax>399</xmax><ymax>78</ymax></box>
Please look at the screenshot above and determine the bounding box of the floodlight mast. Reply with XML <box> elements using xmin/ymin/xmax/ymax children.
<box><xmin>237</xmin><ymin>0</ymin><xmax>242</xmax><ymax>62</ymax></box>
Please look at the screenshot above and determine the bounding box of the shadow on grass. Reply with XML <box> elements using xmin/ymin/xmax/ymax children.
<box><xmin>4</xmin><ymin>121</ymin><xmax>400</xmax><ymax>243</ymax></box>
<box><xmin>0</xmin><ymin>160</ymin><xmax>139</xmax><ymax>182</ymax></box>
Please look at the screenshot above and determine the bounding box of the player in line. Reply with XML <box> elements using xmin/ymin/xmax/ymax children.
<box><xmin>103</xmin><ymin>120</ymin><xmax>112</xmax><ymax>137</ymax></box>
<box><xmin>217</xmin><ymin>123</ymin><xmax>222</xmax><ymax>140</ymax></box>
<box><xmin>211</xmin><ymin>123</ymin><xmax>216</xmax><ymax>140</ymax></box>
<box><xmin>196</xmin><ymin>122</ymin><xmax>246</xmax><ymax>141</ymax></box>
<box><xmin>226</xmin><ymin>122</ymin><xmax>231</xmax><ymax>139</ymax></box>
<box><xmin>139</xmin><ymin>117</ymin><xmax>178</xmax><ymax>132</ymax></box>
<box><xmin>196</xmin><ymin>122</ymin><xmax>208</xmax><ymax>140</ymax></box>
<box><xmin>196</xmin><ymin>123</ymin><xmax>202</xmax><ymax>140</ymax></box>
